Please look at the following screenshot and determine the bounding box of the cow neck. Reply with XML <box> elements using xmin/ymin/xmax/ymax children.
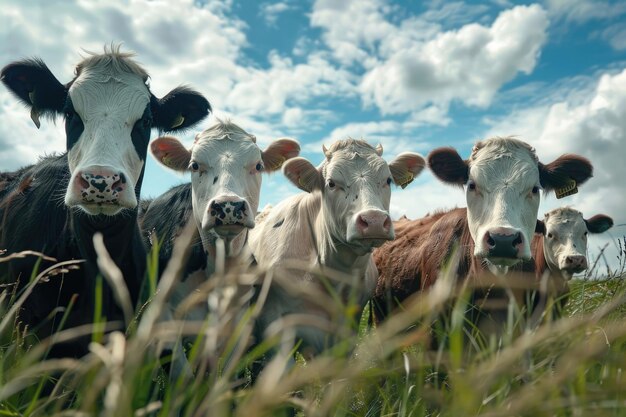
<box><xmin>314</xmin><ymin>200</ymin><xmax>372</xmax><ymax>278</ymax></box>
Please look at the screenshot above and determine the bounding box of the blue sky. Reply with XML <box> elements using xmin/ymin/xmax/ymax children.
<box><xmin>1</xmin><ymin>0</ymin><xmax>625</xmax><ymax>271</ymax></box>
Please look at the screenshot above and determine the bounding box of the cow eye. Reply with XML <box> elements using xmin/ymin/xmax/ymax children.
<box><xmin>190</xmin><ymin>162</ymin><xmax>199</xmax><ymax>171</ymax></box>
<box><xmin>584</xmin><ymin>231</ymin><xmax>588</xmax><ymax>237</ymax></box>
<box><xmin>142</xmin><ymin>116</ymin><xmax>153</xmax><ymax>129</ymax></box>
<box><xmin>468</xmin><ymin>181</ymin><xmax>476</xmax><ymax>191</ymax></box>
<box><xmin>548</xmin><ymin>233</ymin><xmax>553</xmax><ymax>239</ymax></box>
<box><xmin>532</xmin><ymin>186</ymin><xmax>539</xmax><ymax>194</ymax></box>
<box><xmin>256</xmin><ymin>162</ymin><xmax>264</xmax><ymax>172</ymax></box>
<box><xmin>386</xmin><ymin>177</ymin><xmax>392</xmax><ymax>186</ymax></box>
<box><xmin>328</xmin><ymin>180</ymin><xmax>336</xmax><ymax>188</ymax></box>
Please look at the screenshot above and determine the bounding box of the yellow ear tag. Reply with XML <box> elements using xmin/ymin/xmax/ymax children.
<box><xmin>161</xmin><ymin>153</ymin><xmax>173</xmax><ymax>168</ymax></box>
<box><xmin>399</xmin><ymin>173</ymin><xmax>415</xmax><ymax>189</ymax></box>
<box><xmin>171</xmin><ymin>115</ymin><xmax>185</xmax><ymax>129</ymax></box>
<box><xmin>555</xmin><ymin>179</ymin><xmax>578</xmax><ymax>199</ymax></box>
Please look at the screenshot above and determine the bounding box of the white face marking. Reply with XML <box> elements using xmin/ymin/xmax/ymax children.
<box><xmin>189</xmin><ymin>128</ymin><xmax>263</xmax><ymax>248</ymax></box>
<box><xmin>466</xmin><ymin>139</ymin><xmax>541</xmax><ymax>266</ymax></box>
<box><xmin>543</xmin><ymin>208</ymin><xmax>589</xmax><ymax>278</ymax></box>
<box><xmin>65</xmin><ymin>64</ymin><xmax>150</xmax><ymax>215</ymax></box>
<box><xmin>321</xmin><ymin>143</ymin><xmax>394</xmax><ymax>251</ymax></box>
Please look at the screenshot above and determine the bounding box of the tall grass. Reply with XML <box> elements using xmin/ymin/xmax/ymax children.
<box><xmin>1</xmin><ymin>232</ymin><xmax>626</xmax><ymax>416</ymax></box>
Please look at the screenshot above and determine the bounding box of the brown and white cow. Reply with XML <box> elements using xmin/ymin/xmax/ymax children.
<box><xmin>373</xmin><ymin>137</ymin><xmax>594</xmax><ymax>328</ymax></box>
<box><xmin>530</xmin><ymin>207</ymin><xmax>613</xmax><ymax>313</ymax></box>
<box><xmin>250</xmin><ymin>139</ymin><xmax>425</xmax><ymax>353</ymax></box>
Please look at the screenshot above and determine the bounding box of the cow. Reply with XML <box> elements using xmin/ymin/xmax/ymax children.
<box><xmin>140</xmin><ymin>120</ymin><xmax>300</xmax><ymax>378</ymax></box>
<box><xmin>0</xmin><ymin>46</ymin><xmax>211</xmax><ymax>357</ymax></box>
<box><xmin>373</xmin><ymin>137</ymin><xmax>594</xmax><ymax>337</ymax></box>
<box><xmin>530</xmin><ymin>207</ymin><xmax>613</xmax><ymax>316</ymax></box>
<box><xmin>249</xmin><ymin>139</ymin><xmax>426</xmax><ymax>354</ymax></box>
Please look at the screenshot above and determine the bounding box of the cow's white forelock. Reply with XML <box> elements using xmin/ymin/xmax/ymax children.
<box><xmin>467</xmin><ymin>137</ymin><xmax>542</xmax><ymax>267</ymax></box>
<box><xmin>542</xmin><ymin>207</ymin><xmax>588</xmax><ymax>276</ymax></box>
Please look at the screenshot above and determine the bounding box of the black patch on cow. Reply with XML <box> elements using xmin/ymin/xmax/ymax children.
<box><xmin>131</xmin><ymin>105</ymin><xmax>152</xmax><ymax>161</ymax></box>
<box><xmin>63</xmin><ymin>97</ymin><xmax>84</xmax><ymax>150</ymax></box>
<box><xmin>139</xmin><ymin>183</ymin><xmax>206</xmax><ymax>276</ymax></box>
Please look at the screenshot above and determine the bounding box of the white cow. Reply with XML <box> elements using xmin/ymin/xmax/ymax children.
<box><xmin>534</xmin><ymin>207</ymin><xmax>613</xmax><ymax>283</ymax></box>
<box><xmin>249</xmin><ymin>139</ymin><xmax>425</xmax><ymax>353</ymax></box>
<box><xmin>142</xmin><ymin>119</ymin><xmax>300</xmax><ymax>378</ymax></box>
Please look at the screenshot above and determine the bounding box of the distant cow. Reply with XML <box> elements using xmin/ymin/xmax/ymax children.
<box><xmin>531</xmin><ymin>207</ymin><xmax>613</xmax><ymax>314</ymax></box>
<box><xmin>373</xmin><ymin>137</ymin><xmax>594</xmax><ymax>331</ymax></box>
<box><xmin>0</xmin><ymin>46</ymin><xmax>210</xmax><ymax>357</ymax></box>
<box><xmin>250</xmin><ymin>139</ymin><xmax>425</xmax><ymax>353</ymax></box>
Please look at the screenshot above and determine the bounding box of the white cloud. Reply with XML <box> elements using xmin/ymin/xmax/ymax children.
<box><xmin>545</xmin><ymin>0</ymin><xmax>626</xmax><ymax>23</ymax></box>
<box><xmin>359</xmin><ymin>4</ymin><xmax>549</xmax><ymax>114</ymax></box>
<box><xmin>259</xmin><ymin>2</ymin><xmax>293</xmax><ymax>26</ymax></box>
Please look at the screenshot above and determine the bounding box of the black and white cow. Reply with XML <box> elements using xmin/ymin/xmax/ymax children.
<box><xmin>0</xmin><ymin>46</ymin><xmax>210</xmax><ymax>357</ymax></box>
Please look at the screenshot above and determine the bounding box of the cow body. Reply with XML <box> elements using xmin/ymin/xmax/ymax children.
<box><xmin>250</xmin><ymin>139</ymin><xmax>425</xmax><ymax>353</ymax></box>
<box><xmin>0</xmin><ymin>46</ymin><xmax>210</xmax><ymax>356</ymax></box>
<box><xmin>374</xmin><ymin>137</ymin><xmax>594</xmax><ymax>331</ymax></box>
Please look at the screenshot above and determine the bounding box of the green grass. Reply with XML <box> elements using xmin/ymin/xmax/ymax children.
<box><xmin>1</xmin><ymin>235</ymin><xmax>626</xmax><ymax>416</ymax></box>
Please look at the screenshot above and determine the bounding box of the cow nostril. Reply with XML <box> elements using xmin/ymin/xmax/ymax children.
<box><xmin>357</xmin><ymin>215</ymin><xmax>368</xmax><ymax>230</ymax></box>
<box><xmin>383</xmin><ymin>216</ymin><xmax>391</xmax><ymax>230</ymax></box>
<box><xmin>512</xmin><ymin>232</ymin><xmax>522</xmax><ymax>247</ymax></box>
<box><xmin>486</xmin><ymin>234</ymin><xmax>496</xmax><ymax>248</ymax></box>
<box><xmin>78</xmin><ymin>176</ymin><xmax>90</xmax><ymax>190</ymax></box>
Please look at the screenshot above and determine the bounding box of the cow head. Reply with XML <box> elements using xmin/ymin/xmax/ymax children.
<box><xmin>536</xmin><ymin>207</ymin><xmax>613</xmax><ymax>279</ymax></box>
<box><xmin>428</xmin><ymin>137</ymin><xmax>593</xmax><ymax>273</ymax></box>
<box><xmin>283</xmin><ymin>139</ymin><xmax>425</xmax><ymax>254</ymax></box>
<box><xmin>151</xmin><ymin>120</ymin><xmax>300</xmax><ymax>248</ymax></box>
<box><xmin>0</xmin><ymin>46</ymin><xmax>210</xmax><ymax>216</ymax></box>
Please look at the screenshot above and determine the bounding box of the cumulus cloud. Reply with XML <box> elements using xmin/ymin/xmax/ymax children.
<box><xmin>359</xmin><ymin>5</ymin><xmax>549</xmax><ymax>114</ymax></box>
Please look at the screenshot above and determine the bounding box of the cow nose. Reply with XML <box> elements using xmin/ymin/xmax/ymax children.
<box><xmin>355</xmin><ymin>210</ymin><xmax>392</xmax><ymax>238</ymax></box>
<box><xmin>75</xmin><ymin>168</ymin><xmax>127</xmax><ymax>202</ymax></box>
<box><xmin>206</xmin><ymin>196</ymin><xmax>253</xmax><ymax>230</ymax></box>
<box><xmin>565</xmin><ymin>255</ymin><xmax>587</xmax><ymax>270</ymax></box>
<box><xmin>484</xmin><ymin>227</ymin><xmax>523</xmax><ymax>259</ymax></box>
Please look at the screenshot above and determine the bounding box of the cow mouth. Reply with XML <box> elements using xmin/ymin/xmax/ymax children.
<box><xmin>73</xmin><ymin>201</ymin><xmax>130</xmax><ymax>216</ymax></box>
<box><xmin>212</xmin><ymin>223</ymin><xmax>251</xmax><ymax>238</ymax></box>
<box><xmin>347</xmin><ymin>236</ymin><xmax>391</xmax><ymax>252</ymax></box>
<box><xmin>481</xmin><ymin>254</ymin><xmax>526</xmax><ymax>267</ymax></box>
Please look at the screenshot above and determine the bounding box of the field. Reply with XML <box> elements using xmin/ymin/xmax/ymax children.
<box><xmin>1</xmin><ymin>235</ymin><xmax>625</xmax><ymax>417</ymax></box>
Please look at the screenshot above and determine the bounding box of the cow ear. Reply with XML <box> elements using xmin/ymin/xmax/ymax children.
<box><xmin>585</xmin><ymin>214</ymin><xmax>613</xmax><ymax>234</ymax></box>
<box><xmin>1</xmin><ymin>58</ymin><xmax>67</xmax><ymax>128</ymax></box>
<box><xmin>539</xmin><ymin>154</ymin><xmax>593</xmax><ymax>195</ymax></box>
<box><xmin>283</xmin><ymin>157</ymin><xmax>322</xmax><ymax>193</ymax></box>
<box><xmin>262</xmin><ymin>138</ymin><xmax>301</xmax><ymax>172</ymax></box>
<box><xmin>150</xmin><ymin>136</ymin><xmax>191</xmax><ymax>172</ymax></box>
<box><xmin>151</xmin><ymin>86</ymin><xmax>211</xmax><ymax>132</ymax></box>
<box><xmin>535</xmin><ymin>219</ymin><xmax>546</xmax><ymax>235</ymax></box>
<box><xmin>388</xmin><ymin>152</ymin><xmax>425</xmax><ymax>189</ymax></box>
<box><xmin>428</xmin><ymin>147</ymin><xmax>468</xmax><ymax>186</ymax></box>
